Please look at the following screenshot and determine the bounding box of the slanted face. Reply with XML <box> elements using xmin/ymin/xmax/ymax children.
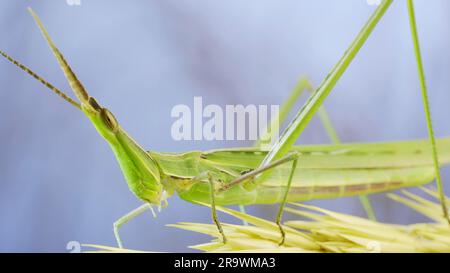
<box><xmin>81</xmin><ymin>97</ymin><xmax>164</xmax><ymax>205</ymax></box>
<box><xmin>82</xmin><ymin>97</ymin><xmax>119</xmax><ymax>141</ymax></box>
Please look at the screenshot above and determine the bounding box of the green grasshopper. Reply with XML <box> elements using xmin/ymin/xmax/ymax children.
<box><xmin>1</xmin><ymin>1</ymin><xmax>449</xmax><ymax>249</ymax></box>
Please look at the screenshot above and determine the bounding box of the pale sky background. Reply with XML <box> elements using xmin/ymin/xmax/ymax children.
<box><xmin>0</xmin><ymin>0</ymin><xmax>449</xmax><ymax>252</ymax></box>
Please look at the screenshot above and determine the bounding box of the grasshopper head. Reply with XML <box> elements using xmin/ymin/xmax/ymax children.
<box><xmin>0</xmin><ymin>8</ymin><xmax>165</xmax><ymax>205</ymax></box>
<box><xmin>79</xmin><ymin>96</ymin><xmax>165</xmax><ymax>205</ymax></box>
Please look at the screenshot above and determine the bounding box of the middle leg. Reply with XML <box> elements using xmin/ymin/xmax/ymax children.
<box><xmin>217</xmin><ymin>151</ymin><xmax>301</xmax><ymax>245</ymax></box>
<box><xmin>190</xmin><ymin>171</ymin><xmax>227</xmax><ymax>244</ymax></box>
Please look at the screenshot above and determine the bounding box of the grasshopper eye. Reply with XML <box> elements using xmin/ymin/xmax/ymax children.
<box><xmin>101</xmin><ymin>108</ymin><xmax>118</xmax><ymax>131</ymax></box>
<box><xmin>88</xmin><ymin>97</ymin><xmax>101</xmax><ymax>111</ymax></box>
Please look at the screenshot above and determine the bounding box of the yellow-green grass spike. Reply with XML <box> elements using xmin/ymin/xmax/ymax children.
<box><xmin>171</xmin><ymin>190</ymin><xmax>450</xmax><ymax>253</ymax></box>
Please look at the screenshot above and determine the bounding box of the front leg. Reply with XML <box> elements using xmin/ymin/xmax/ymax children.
<box><xmin>113</xmin><ymin>203</ymin><xmax>156</xmax><ymax>248</ymax></box>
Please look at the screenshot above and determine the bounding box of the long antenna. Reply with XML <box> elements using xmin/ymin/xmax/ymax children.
<box><xmin>28</xmin><ymin>7</ymin><xmax>90</xmax><ymax>104</ymax></box>
<box><xmin>0</xmin><ymin>50</ymin><xmax>81</xmax><ymax>109</ymax></box>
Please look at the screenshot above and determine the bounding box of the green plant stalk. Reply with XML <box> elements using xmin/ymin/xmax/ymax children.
<box><xmin>256</xmin><ymin>0</ymin><xmax>394</xmax><ymax>218</ymax></box>
<box><xmin>407</xmin><ymin>0</ymin><xmax>450</xmax><ymax>223</ymax></box>
<box><xmin>262</xmin><ymin>76</ymin><xmax>377</xmax><ymax>220</ymax></box>
<box><xmin>259</xmin><ymin>0</ymin><xmax>393</xmax><ymax>172</ymax></box>
<box><xmin>256</xmin><ymin>77</ymin><xmax>311</xmax><ymax>147</ymax></box>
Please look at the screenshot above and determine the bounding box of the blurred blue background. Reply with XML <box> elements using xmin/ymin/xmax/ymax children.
<box><xmin>0</xmin><ymin>0</ymin><xmax>449</xmax><ymax>252</ymax></box>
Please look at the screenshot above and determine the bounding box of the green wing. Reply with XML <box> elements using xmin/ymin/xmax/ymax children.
<box><xmin>200</xmin><ymin>137</ymin><xmax>450</xmax><ymax>170</ymax></box>
<box><xmin>151</xmin><ymin>138</ymin><xmax>450</xmax><ymax>205</ymax></box>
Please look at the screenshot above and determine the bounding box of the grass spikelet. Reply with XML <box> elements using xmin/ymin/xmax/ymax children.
<box><xmin>181</xmin><ymin>189</ymin><xmax>450</xmax><ymax>253</ymax></box>
<box><xmin>84</xmin><ymin>188</ymin><xmax>450</xmax><ymax>253</ymax></box>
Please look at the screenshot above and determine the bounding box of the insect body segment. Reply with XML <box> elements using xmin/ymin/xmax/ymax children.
<box><xmin>154</xmin><ymin>139</ymin><xmax>450</xmax><ymax>206</ymax></box>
